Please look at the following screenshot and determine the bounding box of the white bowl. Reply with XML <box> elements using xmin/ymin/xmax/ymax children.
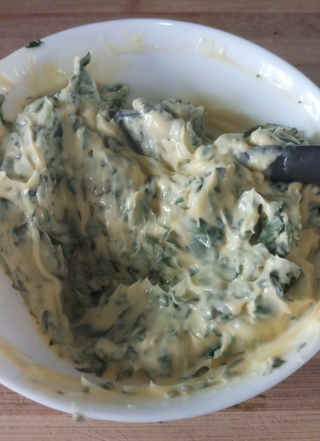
<box><xmin>0</xmin><ymin>19</ymin><xmax>320</xmax><ymax>422</ymax></box>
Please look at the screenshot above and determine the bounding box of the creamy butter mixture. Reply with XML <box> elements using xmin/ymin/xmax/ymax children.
<box><xmin>0</xmin><ymin>54</ymin><xmax>320</xmax><ymax>393</ymax></box>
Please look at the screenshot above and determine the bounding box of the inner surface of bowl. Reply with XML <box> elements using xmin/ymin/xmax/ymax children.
<box><xmin>0</xmin><ymin>19</ymin><xmax>320</xmax><ymax>422</ymax></box>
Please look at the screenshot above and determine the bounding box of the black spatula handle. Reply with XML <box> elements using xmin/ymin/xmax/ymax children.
<box><xmin>266</xmin><ymin>145</ymin><xmax>320</xmax><ymax>184</ymax></box>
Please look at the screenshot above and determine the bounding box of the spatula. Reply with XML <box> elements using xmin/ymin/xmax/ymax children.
<box><xmin>115</xmin><ymin>110</ymin><xmax>320</xmax><ymax>184</ymax></box>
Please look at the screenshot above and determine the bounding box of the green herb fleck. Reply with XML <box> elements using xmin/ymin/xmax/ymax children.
<box><xmin>25</xmin><ymin>40</ymin><xmax>44</xmax><ymax>48</ymax></box>
<box><xmin>203</xmin><ymin>342</ymin><xmax>222</xmax><ymax>359</ymax></box>
<box><xmin>116</xmin><ymin>369</ymin><xmax>133</xmax><ymax>382</ymax></box>
<box><xmin>272</xmin><ymin>357</ymin><xmax>285</xmax><ymax>369</ymax></box>
<box><xmin>73</xmin><ymin>413</ymin><xmax>86</xmax><ymax>423</ymax></box>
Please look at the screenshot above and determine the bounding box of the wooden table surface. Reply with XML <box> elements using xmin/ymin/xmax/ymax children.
<box><xmin>0</xmin><ymin>0</ymin><xmax>320</xmax><ymax>440</ymax></box>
